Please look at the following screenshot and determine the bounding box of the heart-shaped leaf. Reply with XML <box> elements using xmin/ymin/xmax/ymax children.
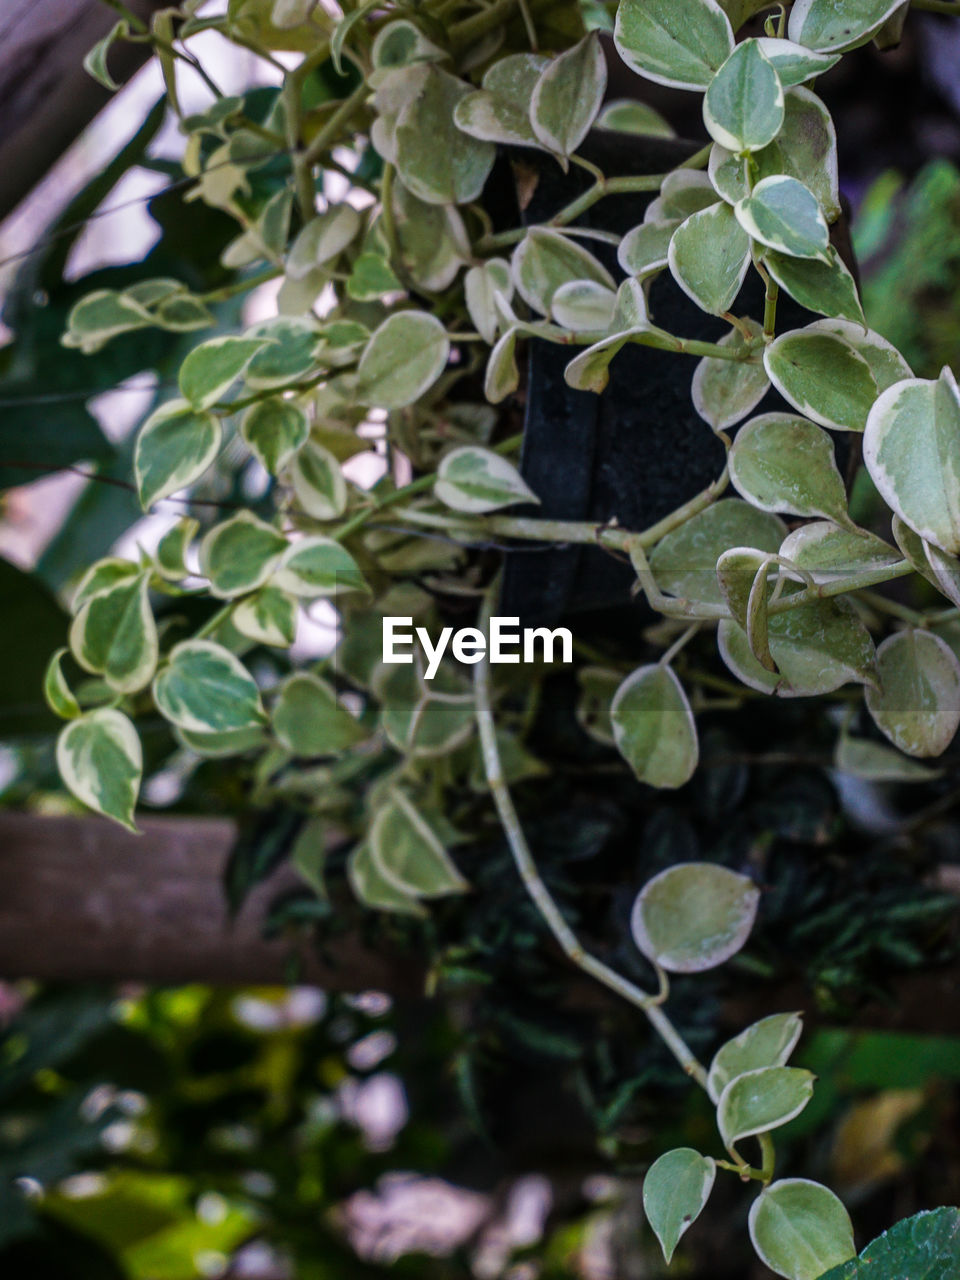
<box><xmin>643</xmin><ymin>1148</ymin><xmax>716</xmax><ymax>1264</ymax></box>
<box><xmin>703</xmin><ymin>40</ymin><xmax>784</xmax><ymax>153</ymax></box>
<box><xmin>272</xmin><ymin>672</ymin><xmax>368</xmax><ymax>755</ymax></box>
<box><xmin>612</xmin><ymin>665</ymin><xmax>699</xmax><ymax>789</ymax></box>
<box><xmin>57</xmin><ymin>709</ymin><xmax>142</xmax><ymax>832</ymax></box>
<box><xmin>764</xmin><ymin>330</ymin><xmax>878</xmax><ymax>432</ymax></box>
<box><xmin>668</xmin><ymin>202</ymin><xmax>751</xmax><ymax>315</ymax></box>
<box><xmin>200</xmin><ymin>511</ymin><xmax>288</xmax><ymax>599</ymax></box>
<box><xmin>179</xmin><ymin>336</ymin><xmax>271</xmax><ymax>409</ymax></box>
<box><xmin>614</xmin><ymin>0</ymin><xmax>734</xmax><ymax>90</ymax></box>
<box><xmin>347</xmin><ymin>841</ymin><xmax>426</xmax><ymax>917</ymax></box>
<box><xmin>153</xmin><ymin>640</ymin><xmax>264</xmax><ymax>733</ymax></box>
<box><xmin>289</xmin><ymin>441</ymin><xmax>348</xmax><ymax>521</ymax></box>
<box><xmin>749</xmin><ymin>1180</ymin><xmax>855</xmax><ymax>1280</ymax></box>
<box><xmin>729</xmin><ymin>413</ymin><xmax>852</xmax><ymax>524</ymax></box>
<box><xmin>274</xmin><ymin>537</ymin><xmax>366</xmax><ymax>597</ymax></box>
<box><xmin>454</xmin><ymin>54</ymin><xmax>550</xmax><ymax>149</ymax></box>
<box><xmin>435</xmin><ymin>446</ymin><xmax>537</xmax><ymax>514</ymax></box>
<box><xmin>718</xmin><ymin>1065</ymin><xmax>815</xmax><ymax>1149</ymax></box>
<box><xmin>370</xmin><ymin>790</ymin><xmax>468</xmax><ymax>898</ymax></box>
<box><xmin>512</xmin><ymin>228</ymin><xmax>615</xmax><ymax>316</ymax></box>
<box><xmin>865</xmin><ymin>629</ymin><xmax>960</xmax><ymax>758</ymax></box>
<box><xmin>816</xmin><ymin>1207</ymin><xmax>960</xmax><ymax>1280</ymax></box>
<box><xmin>241</xmin><ymin>398</ymin><xmax>309</xmax><ymax>475</ymax></box>
<box><xmin>69</xmin><ymin>571</ymin><xmax>158</xmax><ymax>695</ymax></box>
<box><xmin>134</xmin><ymin>400</ymin><xmax>221</xmax><ymax>509</ymax></box>
<box><xmin>708</xmin><ymin>1012</ymin><xmax>804</xmax><ymax>1104</ymax></box>
<box><xmin>631</xmin><ymin>862</ymin><xmax>759</xmax><ymax>972</ymax></box>
<box><xmin>232</xmin><ymin>586</ymin><xmax>297</xmax><ymax>648</ymax></box>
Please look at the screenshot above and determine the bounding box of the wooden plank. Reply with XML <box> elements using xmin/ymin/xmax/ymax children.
<box><xmin>0</xmin><ymin>812</ymin><xmax>421</xmax><ymax>993</ymax></box>
<box><xmin>0</xmin><ymin>0</ymin><xmax>164</xmax><ymax>221</ymax></box>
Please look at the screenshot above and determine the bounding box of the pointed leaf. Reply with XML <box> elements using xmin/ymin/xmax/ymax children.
<box><xmin>241</xmin><ymin>398</ymin><xmax>309</xmax><ymax>475</ymax></box>
<box><xmin>156</xmin><ymin>517</ymin><xmax>199</xmax><ymax>581</ymax></box>
<box><xmin>816</xmin><ymin>1207</ymin><xmax>960</xmax><ymax>1280</ymax></box>
<box><xmin>611</xmin><ymin>664</ymin><xmax>699</xmax><ymax>789</ymax></box>
<box><xmin>347</xmin><ymin>841</ymin><xmax>426</xmax><ymax>917</ymax></box>
<box><xmin>465</xmin><ymin>258</ymin><xmax>513</xmax><ymax>344</ymax></box>
<box><xmin>134</xmin><ymin>400</ymin><xmax>221</xmax><ymax>508</ymax></box>
<box><xmin>704</xmin><ymin>40</ymin><xmax>784</xmax><ymax>153</ymax></box>
<box><xmin>749</xmin><ymin>1180</ymin><xmax>855</xmax><ymax>1280</ymax></box>
<box><xmin>764</xmin><ymin>331</ymin><xmax>878</xmax><ymax>432</ymax></box>
<box><xmin>200</xmin><ymin>511</ymin><xmax>287</xmax><ymax>599</ymax></box>
<box><xmin>835</xmin><ymin>735</ymin><xmax>942</xmax><ymax>783</ymax></box>
<box><xmin>178</xmin><ymin>337</ymin><xmax>271</xmax><ymax>409</ymax></box>
<box><xmin>754</xmin><ymin>37</ymin><xmax>840</xmax><ymax>85</ymax></box>
<box><xmin>44</xmin><ymin>649</ymin><xmax>81</xmax><ymax>720</ymax></box>
<box><xmin>435</xmin><ymin>446</ymin><xmax>537</xmax><ymax>514</ymax></box>
<box><xmin>530</xmin><ymin>34</ymin><xmax>607</xmax><ymax>157</ymax></box>
<box><xmin>614</xmin><ymin>0</ymin><xmax>734</xmax><ymax>90</ymax></box>
<box><xmin>272</xmin><ymin>672</ymin><xmax>367</xmax><ymax>755</ymax></box>
<box><xmin>718</xmin><ymin>1066</ymin><xmax>815</xmax><ymax>1148</ymax></box>
<box><xmin>69</xmin><ymin>572</ymin><xmax>158</xmax><ymax>694</ymax></box>
<box><xmin>232</xmin><ymin>585</ymin><xmax>297</xmax><ymax>648</ymax></box>
<box><xmin>153</xmin><ymin>640</ymin><xmax>264</xmax><ymax>733</ymax></box>
<box><xmin>764</xmin><ymin>250</ymin><xmax>865</xmax><ymax>326</ymax></box>
<box><xmin>669</xmin><ymin>202</ymin><xmax>751</xmax><ymax>315</ymax></box>
<box><xmin>356</xmin><ymin>311</ymin><xmax>450</xmax><ymax>409</ymax></box>
<box><xmin>370</xmin><ymin>791</ymin><xmax>468</xmax><ymax>898</ymax></box>
<box><xmin>736</xmin><ymin>176</ymin><xmax>830</xmax><ymax>260</ymax></box>
<box><xmin>865</xmin><ymin>629</ymin><xmax>960</xmax><ymax>758</ymax></box>
<box><xmin>512</xmin><ymin>228</ymin><xmax>615</xmax><ymax>316</ymax></box>
<box><xmin>57</xmin><ymin>709</ymin><xmax>142</xmax><ymax>832</ymax></box>
<box><xmin>708</xmin><ymin>1012</ymin><xmax>804</xmax><ymax>1104</ymax></box>
<box><xmin>454</xmin><ymin>54</ymin><xmax>550</xmax><ymax>149</ymax></box>
<box><xmin>274</xmin><ymin>536</ymin><xmax>366</xmax><ymax>597</ymax></box>
<box><xmin>729</xmin><ymin>413</ymin><xmax>852</xmax><ymax>524</ymax></box>
<box><xmin>289</xmin><ymin>441</ymin><xmax>347</xmax><ymax>520</ymax></box>
<box><xmin>631</xmin><ymin>861</ymin><xmax>760</xmax><ymax>971</ymax></box>
<box><xmin>643</xmin><ymin>1149</ymin><xmax>716</xmax><ymax>1264</ymax></box>
<box><xmin>485</xmin><ymin>326</ymin><xmax>521</xmax><ymax>403</ymax></box>
<box><xmin>788</xmin><ymin>0</ymin><xmax>907</xmax><ymax>53</ymax></box>
<box><xmin>287</xmin><ymin>205</ymin><xmax>361</xmax><ymax>278</ymax></box>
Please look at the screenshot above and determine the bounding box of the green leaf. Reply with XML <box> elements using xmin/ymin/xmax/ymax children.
<box><xmin>287</xmin><ymin>205</ymin><xmax>361</xmax><ymax>278</ymax></box>
<box><xmin>863</xmin><ymin>367</ymin><xmax>960</xmax><ymax>555</ymax></box>
<box><xmin>330</xmin><ymin>0</ymin><xmax>380</xmax><ymax>71</ymax></box>
<box><xmin>779</xmin><ymin>521</ymin><xmax>901</xmax><ymax>585</ymax></box>
<box><xmin>597</xmin><ymin>99</ymin><xmax>675</xmax><ymax>137</ymax></box>
<box><xmin>764</xmin><ymin>249</ymin><xmax>865</xmax><ymax>326</ymax></box>
<box><xmin>347</xmin><ymin>841</ymin><xmax>426</xmax><ymax>917</ymax></box>
<box><xmin>716</xmin><ymin>546</ymin><xmax>769</xmax><ymax>631</ymax></box>
<box><xmin>134</xmin><ymin>400</ymin><xmax>221</xmax><ymax>509</ymax></box>
<box><xmin>835</xmin><ymin>735</ymin><xmax>942</xmax><ymax>783</ymax></box>
<box><xmin>291</xmin><ymin>816</ymin><xmax>328</xmax><ymax>897</ymax></box>
<box><xmin>485</xmin><ymin>327</ymin><xmax>521</xmax><ymax>404</ymax></box>
<box><xmin>718</xmin><ymin>1066</ymin><xmax>815</xmax><ymax>1149</ymax></box>
<box><xmin>530</xmin><ymin>34</ymin><xmax>607</xmax><ymax>158</ymax></box>
<box><xmin>435</xmin><ymin>446</ymin><xmax>537</xmax><ymax>514</ymax></box>
<box><xmin>69</xmin><ymin>571</ymin><xmax>158</xmax><ymax>694</ymax></box>
<box><xmin>614</xmin><ymin>0</ymin><xmax>734</xmax><ymax>90</ymax></box>
<box><xmin>232</xmin><ymin>585</ymin><xmax>297</xmax><ymax>648</ymax></box>
<box><xmin>512</xmin><ymin>228</ymin><xmax>615</xmax><ymax>316</ymax></box>
<box><xmin>551</xmin><ymin>279</ymin><xmax>617</xmax><ymax>330</ymax></box>
<box><xmin>44</xmin><ymin>649</ymin><xmax>81</xmax><ymax>720</ymax></box>
<box><xmin>274</xmin><ymin>536</ymin><xmax>367</xmax><ymax>597</ymax></box>
<box><xmin>374</xmin><ymin>661</ymin><xmax>475</xmax><ymax>758</ymax></box>
<box><xmin>764</xmin><ymin>330</ymin><xmax>878</xmax><ymax>432</ymax></box>
<box><xmin>57</xmin><ymin>709</ymin><xmax>142</xmax><ymax>832</ymax></box>
<box><xmin>454</xmin><ymin>53</ymin><xmax>550</xmax><ymax>150</ymax></box>
<box><xmin>289</xmin><ymin>441</ymin><xmax>347</xmax><ymax>520</ymax></box>
<box><xmin>611</xmin><ymin>665</ymin><xmax>699</xmax><ymax>789</ymax></box>
<box><xmin>356</xmin><ymin>311</ymin><xmax>450</xmax><ymax>409</ymax></box>
<box><xmin>243</xmin><ymin>317</ymin><xmax>321</xmax><ymax>391</ymax></box>
<box><xmin>631</xmin><ymin>861</ymin><xmax>760</xmax><ymax>971</ymax></box>
<box><xmin>776</xmin><ymin>88</ymin><xmax>840</xmax><ymax>222</ymax></box>
<box><xmin>564</xmin><ymin>332</ymin><xmax>635</xmax><ymax>394</ymax></box>
<box><xmin>691</xmin><ymin>317</ymin><xmax>770</xmax><ymax>430</ymax></box>
<box><xmin>241</xmin><ymin>398</ymin><xmax>309</xmax><ymax>474</ymax></box>
<box><xmin>749</xmin><ymin>1180</ymin><xmax>855</xmax><ymax>1280</ymax></box>
<box><xmin>815</xmin><ymin>1207</ymin><xmax>960</xmax><ymax>1280</ymax></box>
<box><xmin>62</xmin><ymin>288</ymin><xmax>152</xmax><ymax>353</ymax></box>
<box><xmin>643</xmin><ymin>1148</ymin><xmax>716</xmax><ymax>1264</ymax></box>
<box><xmin>729</xmin><ymin>413</ymin><xmax>853</xmax><ymax>525</ymax></box>
<box><xmin>156</xmin><ymin>517</ymin><xmax>199</xmax><ymax>581</ymax></box>
<box><xmin>811</xmin><ymin>319</ymin><xmax>911</xmax><ymax>391</ymax></box>
<box><xmin>71</xmin><ymin>558</ymin><xmax>140</xmax><ymax>611</ymax></box>
<box><xmin>200</xmin><ymin>511</ymin><xmax>288</xmax><ymax>599</ymax></box>
<box><xmin>272</xmin><ymin>672</ymin><xmax>367</xmax><ymax>755</ymax></box>
<box><xmin>865</xmin><ymin>630</ymin><xmax>960</xmax><ymax>758</ymax></box>
<box><xmin>153</xmin><ymin>640</ymin><xmax>264</xmax><ymax>733</ymax></box>
<box><xmin>83</xmin><ymin>20</ymin><xmax>128</xmax><ymax>91</ymax></box>
<box><xmin>178</xmin><ymin>336</ymin><xmax>271</xmax><ymax>409</ymax></box>
<box><xmin>754</xmin><ymin>37</ymin><xmax>840</xmax><ymax>85</ymax></box>
<box><xmin>788</xmin><ymin>0</ymin><xmax>907</xmax><ymax>53</ymax></box>
<box><xmin>347</xmin><ymin>251</ymin><xmax>402</xmax><ymax>301</ymax></box>
<box><xmin>923</xmin><ymin>540</ymin><xmax>960</xmax><ymax>609</ymax></box>
<box><xmin>650</xmin><ymin>499</ymin><xmax>785</xmax><ymax>606</ymax></box>
<box><xmin>653</xmin><ymin>169</ymin><xmax>720</xmax><ymax>220</ymax></box>
<box><xmin>704</xmin><ymin>40</ymin><xmax>784</xmax><ymax>153</ymax></box>
<box><xmin>176</xmin><ymin>724</ymin><xmax>267</xmax><ymax>757</ymax></box>
<box><xmin>618</xmin><ymin>219</ymin><xmax>680</xmax><ymax>279</ymax></box>
<box><xmin>465</xmin><ymin>258</ymin><xmax>513</xmax><ymax>345</ymax></box>
<box><xmin>370</xmin><ymin>791</ymin><xmax>469</xmax><ymax>898</ymax></box>
<box><xmin>668</xmin><ymin>202</ymin><xmax>751</xmax><ymax>315</ymax></box>
<box><xmin>395</xmin><ymin>67</ymin><xmax>495</xmax><ymax>205</ymax></box>
<box><xmin>708</xmin><ymin>1012</ymin><xmax>804</xmax><ymax>1104</ymax></box>
<box><xmin>736</xmin><ymin>175</ymin><xmax>830</xmax><ymax>260</ymax></box>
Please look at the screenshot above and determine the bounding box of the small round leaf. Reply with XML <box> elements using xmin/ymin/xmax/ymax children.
<box><xmin>630</xmin><ymin>861</ymin><xmax>759</xmax><ymax>972</ymax></box>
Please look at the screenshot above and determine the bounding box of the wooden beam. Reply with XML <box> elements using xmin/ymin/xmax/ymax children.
<box><xmin>0</xmin><ymin>813</ymin><xmax>421</xmax><ymax>993</ymax></box>
<box><xmin>0</xmin><ymin>0</ymin><xmax>164</xmax><ymax>222</ymax></box>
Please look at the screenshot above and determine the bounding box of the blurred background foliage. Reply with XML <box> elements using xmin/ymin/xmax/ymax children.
<box><xmin>2</xmin><ymin>14</ymin><xmax>960</xmax><ymax>1280</ymax></box>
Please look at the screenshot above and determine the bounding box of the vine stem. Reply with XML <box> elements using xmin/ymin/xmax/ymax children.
<box><xmin>473</xmin><ymin>588</ymin><xmax>710</xmax><ymax>1089</ymax></box>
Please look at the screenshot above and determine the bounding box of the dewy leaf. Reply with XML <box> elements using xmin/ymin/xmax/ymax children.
<box><xmin>631</xmin><ymin>861</ymin><xmax>760</xmax><ymax>972</ymax></box>
<box><xmin>199</xmin><ymin>511</ymin><xmax>288</xmax><ymax>599</ymax></box>
<box><xmin>69</xmin><ymin>572</ymin><xmax>158</xmax><ymax>695</ymax></box>
<box><xmin>815</xmin><ymin>1206</ymin><xmax>960</xmax><ymax>1280</ymax></box>
<box><xmin>668</xmin><ymin>202</ymin><xmax>751</xmax><ymax>316</ymax></box>
<box><xmin>718</xmin><ymin>1066</ymin><xmax>815</xmax><ymax>1149</ymax></box>
<box><xmin>178</xmin><ymin>336</ymin><xmax>271</xmax><ymax>409</ymax></box>
<box><xmin>703</xmin><ymin>40</ymin><xmax>784</xmax><ymax>153</ymax></box>
<box><xmin>779</xmin><ymin>522</ymin><xmax>901</xmax><ymax>586</ymax></box>
<box><xmin>764</xmin><ymin>250</ymin><xmax>865</xmax><ymax>327</ymax></box>
<box><xmin>435</xmin><ymin>446</ymin><xmax>537</xmax><ymax>514</ymax></box>
<box><xmin>650</xmin><ymin>499</ymin><xmax>785</xmax><ymax>606</ymax></box>
<box><xmin>272</xmin><ymin>672</ymin><xmax>367</xmax><ymax>755</ymax></box>
<box><xmin>289</xmin><ymin>441</ymin><xmax>347</xmax><ymax>520</ymax></box>
<box><xmin>287</xmin><ymin>205</ymin><xmax>361</xmax><ymax>278</ymax></box>
<box><xmin>863</xmin><ymin>367</ymin><xmax>960</xmax><ymax>555</ymax></box>
<box><xmin>691</xmin><ymin>317</ymin><xmax>770</xmax><ymax>430</ymax></box>
<box><xmin>788</xmin><ymin>0</ymin><xmax>907</xmax><ymax>53</ymax></box>
<box><xmin>465</xmin><ymin>258</ymin><xmax>513</xmax><ymax>344</ymax></box>
<box><xmin>512</xmin><ymin>228</ymin><xmax>615</xmax><ymax>316</ymax></box>
<box><xmin>356</xmin><ymin>311</ymin><xmax>450</xmax><ymax>409</ymax></box>
<box><xmin>232</xmin><ymin>585</ymin><xmax>297</xmax><ymax>648</ymax></box>
<box><xmin>454</xmin><ymin>53</ymin><xmax>550</xmax><ymax>149</ymax></box>
<box><xmin>134</xmin><ymin>400</ymin><xmax>221</xmax><ymax>509</ymax></box>
<box><xmin>865</xmin><ymin>630</ymin><xmax>960</xmax><ymax>758</ymax></box>
<box><xmin>57</xmin><ymin>709</ymin><xmax>142</xmax><ymax>832</ymax></box>
<box><xmin>754</xmin><ymin>37</ymin><xmax>840</xmax><ymax>85</ymax></box>
<box><xmin>274</xmin><ymin>536</ymin><xmax>367</xmax><ymax>597</ymax></box>
<box><xmin>241</xmin><ymin>398</ymin><xmax>309</xmax><ymax>475</ymax></box>
<box><xmin>708</xmin><ymin>1012</ymin><xmax>804</xmax><ymax>1104</ymax></box>
<box><xmin>749</xmin><ymin>1180</ymin><xmax>855</xmax><ymax>1280</ymax></box>
<box><xmin>729</xmin><ymin>413</ymin><xmax>852</xmax><ymax>525</ymax></box>
<box><xmin>643</xmin><ymin>1149</ymin><xmax>716</xmax><ymax>1264</ymax></box>
<box><xmin>395</xmin><ymin>67</ymin><xmax>495</xmax><ymax>205</ymax></box>
<box><xmin>370</xmin><ymin>791</ymin><xmax>469</xmax><ymax>898</ymax></box>
<box><xmin>614</xmin><ymin>0</ymin><xmax>734</xmax><ymax>91</ymax></box>
<box><xmin>347</xmin><ymin>841</ymin><xmax>426</xmax><ymax>918</ymax></box>
<box><xmin>530</xmin><ymin>34</ymin><xmax>607</xmax><ymax>158</ymax></box>
<box><xmin>611</xmin><ymin>665</ymin><xmax>699</xmax><ymax>789</ymax></box>
<box><xmin>764</xmin><ymin>330</ymin><xmax>878</xmax><ymax>432</ymax></box>
<box><xmin>44</xmin><ymin>649</ymin><xmax>81</xmax><ymax>720</ymax></box>
<box><xmin>736</xmin><ymin>176</ymin><xmax>830</xmax><ymax>260</ymax></box>
<box><xmin>153</xmin><ymin>640</ymin><xmax>264</xmax><ymax>733</ymax></box>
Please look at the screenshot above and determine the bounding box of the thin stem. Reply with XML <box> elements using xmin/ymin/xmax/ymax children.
<box><xmin>659</xmin><ymin>623</ymin><xmax>701</xmax><ymax>667</ymax></box>
<box><xmin>767</xmin><ymin>561</ymin><xmax>913</xmax><ymax>614</ymax></box>
<box><xmin>857</xmin><ymin>588</ymin><xmax>928</xmax><ymax>627</ymax></box>
<box><xmin>474</xmin><ymin>589</ymin><xmax>710</xmax><ymax>1089</ymax></box>
<box><xmin>754</xmin><ymin>258</ymin><xmax>779</xmax><ymax>340</ymax></box>
<box><xmin>198</xmin><ymin>266</ymin><xmax>283</xmax><ymax>303</ymax></box>
<box><xmin>911</xmin><ymin>0</ymin><xmax>960</xmax><ymax>12</ymax></box>
<box><xmin>758</xmin><ymin>1132</ymin><xmax>776</xmax><ymax>1185</ymax></box>
<box><xmin>302</xmin><ymin>82</ymin><xmax>369</xmax><ymax>166</ymax></box>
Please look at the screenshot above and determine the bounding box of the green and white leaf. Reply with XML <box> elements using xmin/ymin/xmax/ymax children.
<box><xmin>808</xmin><ymin>318</ymin><xmax>911</xmax><ymax>391</ymax></box>
<box><xmin>835</xmin><ymin>735</ymin><xmax>942</xmax><ymax>783</ymax></box>
<box><xmin>512</xmin><ymin>228</ymin><xmax>615</xmax><ymax>316</ymax></box>
<box><xmin>395</xmin><ymin>67</ymin><xmax>495</xmax><ymax>205</ymax></box>
<box><xmin>749</xmin><ymin>1180</ymin><xmax>855</xmax><ymax>1280</ymax></box>
<box><xmin>465</xmin><ymin>258</ymin><xmax>513</xmax><ymax>344</ymax></box>
<box><xmin>272</xmin><ymin>672</ymin><xmax>367</xmax><ymax>755</ymax></box>
<box><xmin>356</xmin><ymin>311</ymin><xmax>450</xmax><ymax>409</ymax></box>
<box><xmin>287</xmin><ymin>204</ymin><xmax>362</xmax><ymax>278</ymax></box>
<box><xmin>775</xmin><ymin>88</ymin><xmax>841</xmax><ymax>222</ymax></box>
<box><xmin>612</xmin><ymin>665</ymin><xmax>699</xmax><ymax>789</ymax></box>
<box><xmin>289</xmin><ymin>441</ymin><xmax>347</xmax><ymax>520</ymax></box>
<box><xmin>551</xmin><ymin>279</ymin><xmax>617</xmax><ymax>330</ymax></box>
<box><xmin>347</xmin><ymin>841</ymin><xmax>426</xmax><ymax>917</ymax></box>
<box><xmin>485</xmin><ymin>327</ymin><xmax>521</xmax><ymax>403</ymax></box>
<box><xmin>243</xmin><ymin>317</ymin><xmax>322</xmax><ymax>391</ymax></box>
<box><xmin>691</xmin><ymin>318</ymin><xmax>769</xmax><ymax>430</ymax></box>
<box><xmin>454</xmin><ymin>54</ymin><xmax>550</xmax><ymax>149</ymax></box>
<box><xmin>57</xmin><ymin>709</ymin><xmax>142</xmax><ymax>832</ymax></box>
<box><xmin>232</xmin><ymin>585</ymin><xmax>297</xmax><ymax>648</ymax></box>
<box><xmin>44</xmin><ymin>649</ymin><xmax>81</xmax><ymax>720</ymax></box>
<box><xmin>200</xmin><ymin>511</ymin><xmax>287</xmax><ymax>599</ymax></box>
<box><xmin>631</xmin><ymin>861</ymin><xmax>760</xmax><ymax>972</ymax></box>
<box><xmin>923</xmin><ymin>539</ymin><xmax>960</xmax><ymax>608</ymax></box>
<box><xmin>735</xmin><ymin>176</ymin><xmax>829</xmax><ymax>260</ymax></box>
<box><xmin>564</xmin><ymin>331</ymin><xmax>636</xmax><ymax>394</ymax></box>
<box><xmin>596</xmin><ymin>99</ymin><xmax>675</xmax><ymax>137</ymax></box>
<box><xmin>435</xmin><ymin>446</ymin><xmax>537</xmax><ymax>514</ymax></box>
<box><xmin>816</xmin><ymin>1207</ymin><xmax>960</xmax><ymax>1280</ymax></box>
<box><xmin>72</xmin><ymin>558</ymin><xmax>140</xmax><ymax>612</ymax></box>
<box><xmin>83</xmin><ymin>20</ymin><xmax>128</xmax><ymax>91</ymax></box>
<box><xmin>614</xmin><ymin>0</ymin><xmax>734</xmax><ymax>90</ymax></box>
<box><xmin>703</xmin><ymin>40</ymin><xmax>784</xmax><ymax>153</ymax></box>
<box><xmin>530</xmin><ymin>34</ymin><xmax>607</xmax><ymax>158</ymax></box>
<box><xmin>764</xmin><ymin>249</ymin><xmax>864</xmax><ymax>326</ymax></box>
<box><xmin>708</xmin><ymin>1012</ymin><xmax>804</xmax><ymax>1104</ymax></box>
<box><xmin>865</xmin><ymin>629</ymin><xmax>960</xmax><ymax>758</ymax></box>
<box><xmin>652</xmin><ymin>169</ymin><xmax>719</xmax><ymax>221</ymax></box>
<box><xmin>618</xmin><ymin>219</ymin><xmax>680</xmax><ymax>279</ymax></box>
<box><xmin>153</xmin><ymin>640</ymin><xmax>264</xmax><ymax>733</ymax></box>
<box><xmin>778</xmin><ymin>521</ymin><xmax>901</xmax><ymax>586</ymax></box>
<box><xmin>156</xmin><ymin>517</ymin><xmax>199</xmax><ymax>581</ymax></box>
<box><xmin>729</xmin><ymin>413</ymin><xmax>852</xmax><ymax>525</ymax></box>
<box><xmin>178</xmin><ymin>336</ymin><xmax>271</xmax><ymax>409</ymax></box>
<box><xmin>370</xmin><ymin>790</ymin><xmax>468</xmax><ymax>898</ymax></box>
<box><xmin>274</xmin><ymin>536</ymin><xmax>367</xmax><ymax>597</ymax></box>
<box><xmin>134</xmin><ymin>400</ymin><xmax>221</xmax><ymax>509</ymax></box>
<box><xmin>754</xmin><ymin>37</ymin><xmax>840</xmax><ymax>85</ymax></box>
<box><xmin>69</xmin><ymin>571</ymin><xmax>158</xmax><ymax>694</ymax></box>
<box><xmin>643</xmin><ymin>1149</ymin><xmax>716</xmax><ymax>1264</ymax></box>
<box><xmin>668</xmin><ymin>202</ymin><xmax>751</xmax><ymax>315</ymax></box>
<box><xmin>788</xmin><ymin>0</ymin><xmax>908</xmax><ymax>53</ymax></box>
<box><xmin>650</xmin><ymin>499</ymin><xmax>785</xmax><ymax>606</ymax></box>
<box><xmin>347</xmin><ymin>252</ymin><xmax>402</xmax><ymax>301</ymax></box>
<box><xmin>763</xmin><ymin>330</ymin><xmax>878</xmax><ymax>432</ymax></box>
<box><xmin>718</xmin><ymin>1066</ymin><xmax>815</xmax><ymax>1149</ymax></box>
<box><xmin>374</xmin><ymin>661</ymin><xmax>475</xmax><ymax>758</ymax></box>
<box><xmin>241</xmin><ymin>398</ymin><xmax>309</xmax><ymax>474</ymax></box>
